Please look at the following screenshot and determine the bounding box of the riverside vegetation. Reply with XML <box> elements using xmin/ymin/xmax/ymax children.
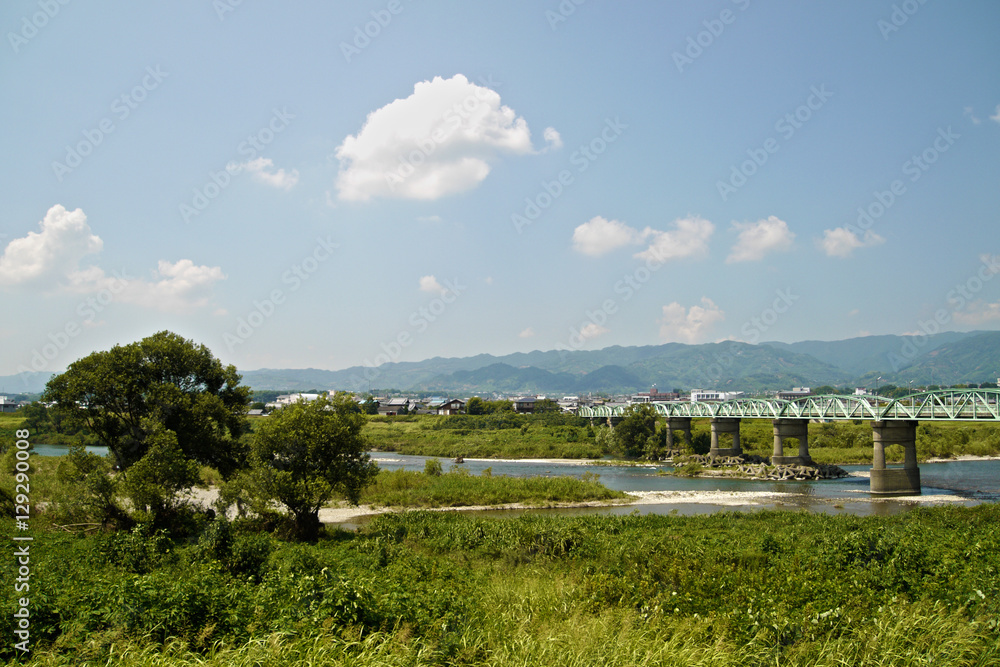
<box><xmin>361</xmin><ymin>411</ymin><xmax>1000</xmax><ymax>464</ymax></box>
<box><xmin>1</xmin><ymin>506</ymin><xmax>998</xmax><ymax>665</ymax></box>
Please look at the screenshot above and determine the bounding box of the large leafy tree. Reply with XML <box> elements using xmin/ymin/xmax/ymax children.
<box><xmin>239</xmin><ymin>393</ymin><xmax>378</xmax><ymax>541</ymax></box>
<box><xmin>44</xmin><ymin>331</ymin><xmax>251</xmax><ymax>478</ymax></box>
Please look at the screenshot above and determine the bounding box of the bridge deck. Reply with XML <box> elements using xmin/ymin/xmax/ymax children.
<box><xmin>578</xmin><ymin>389</ymin><xmax>1000</xmax><ymax>422</ymax></box>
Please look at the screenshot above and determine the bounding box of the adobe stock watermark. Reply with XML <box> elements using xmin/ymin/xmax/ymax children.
<box><xmin>672</xmin><ymin>0</ymin><xmax>751</xmax><ymax>74</ymax></box>
<box><xmin>12</xmin><ymin>429</ymin><xmax>33</xmax><ymax>655</ymax></box>
<box><xmin>842</xmin><ymin>126</ymin><xmax>959</xmax><ymax>241</ymax></box>
<box><xmin>877</xmin><ymin>0</ymin><xmax>930</xmax><ymax>40</ymax></box>
<box><xmin>16</xmin><ymin>270</ymin><xmax>132</xmax><ymax>381</ymax></box>
<box><xmin>179</xmin><ymin>107</ymin><xmax>294</xmax><ymax>224</ymax></box>
<box><xmin>51</xmin><ymin>66</ymin><xmax>168</xmax><ymax>183</ymax></box>
<box><xmin>512</xmin><ymin>117</ymin><xmax>627</xmax><ymax>234</ymax></box>
<box><xmin>213</xmin><ymin>0</ymin><xmax>245</xmax><ymax>21</ymax></box>
<box><xmin>694</xmin><ymin>288</ymin><xmax>799</xmax><ymax>388</ymax></box>
<box><xmin>553</xmin><ymin>245</ymin><xmax>683</xmax><ymax>357</ymax></box>
<box><xmin>7</xmin><ymin>0</ymin><xmax>70</xmax><ymax>54</ymax></box>
<box><xmin>223</xmin><ymin>236</ymin><xmax>339</xmax><ymax>352</ymax></box>
<box><xmin>717</xmin><ymin>84</ymin><xmax>832</xmax><ymax>202</ymax></box>
<box><xmin>348</xmin><ymin>278</ymin><xmax>467</xmax><ymax>389</ymax></box>
<box><xmin>545</xmin><ymin>0</ymin><xmax>588</xmax><ymax>31</ymax></box>
<box><xmin>383</xmin><ymin>75</ymin><xmax>502</xmax><ymax>193</ymax></box>
<box><xmin>340</xmin><ymin>0</ymin><xmax>412</xmax><ymax>63</ymax></box>
<box><xmin>887</xmin><ymin>254</ymin><xmax>1000</xmax><ymax>372</ymax></box>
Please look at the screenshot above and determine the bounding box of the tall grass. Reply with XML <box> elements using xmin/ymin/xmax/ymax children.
<box><xmin>361</xmin><ymin>468</ymin><xmax>626</xmax><ymax>507</ymax></box>
<box><xmin>3</xmin><ymin>505</ymin><xmax>1000</xmax><ymax>665</ymax></box>
<box><xmin>364</xmin><ymin>414</ymin><xmax>604</xmax><ymax>459</ymax></box>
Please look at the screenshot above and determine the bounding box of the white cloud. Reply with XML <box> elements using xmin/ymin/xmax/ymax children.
<box><xmin>658</xmin><ymin>297</ymin><xmax>724</xmax><ymax>343</ymax></box>
<box><xmin>571</xmin><ymin>216</ymin><xmax>645</xmax><ymax>257</ymax></box>
<box><xmin>726</xmin><ymin>216</ymin><xmax>795</xmax><ymax>263</ymax></box>
<box><xmin>518</xmin><ymin>327</ymin><xmax>535</xmax><ymax>338</ymax></box>
<box><xmin>579</xmin><ymin>322</ymin><xmax>609</xmax><ymax>340</ymax></box>
<box><xmin>419</xmin><ymin>275</ymin><xmax>445</xmax><ymax>294</ymax></box>
<box><xmin>335</xmin><ymin>74</ymin><xmax>546</xmax><ymax>201</ymax></box>
<box><xmin>238</xmin><ymin>157</ymin><xmax>299</xmax><ymax>191</ymax></box>
<box><xmin>635</xmin><ymin>216</ymin><xmax>714</xmax><ymax>263</ymax></box>
<box><xmin>954</xmin><ymin>301</ymin><xmax>1000</xmax><ymax>326</ymax></box>
<box><xmin>110</xmin><ymin>260</ymin><xmax>226</xmax><ymax>314</ymax></box>
<box><xmin>0</xmin><ymin>204</ymin><xmax>102</xmax><ymax>288</ymax></box>
<box><xmin>991</xmin><ymin>104</ymin><xmax>1000</xmax><ymax>124</ymax></box>
<box><xmin>543</xmin><ymin>126</ymin><xmax>563</xmax><ymax>150</ymax></box>
<box><xmin>820</xmin><ymin>226</ymin><xmax>885</xmax><ymax>258</ymax></box>
<box><xmin>0</xmin><ymin>205</ymin><xmax>225</xmax><ymax>313</ymax></box>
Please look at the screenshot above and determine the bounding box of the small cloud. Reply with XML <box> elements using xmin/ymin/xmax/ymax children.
<box><xmin>726</xmin><ymin>216</ymin><xmax>795</xmax><ymax>263</ymax></box>
<box><xmin>820</xmin><ymin>227</ymin><xmax>885</xmax><ymax>258</ymax></box>
<box><xmin>233</xmin><ymin>157</ymin><xmax>299</xmax><ymax>191</ymax></box>
<box><xmin>518</xmin><ymin>327</ymin><xmax>535</xmax><ymax>338</ymax></box>
<box><xmin>954</xmin><ymin>300</ymin><xmax>1000</xmax><ymax>326</ymax></box>
<box><xmin>416</xmin><ymin>215</ymin><xmax>443</xmax><ymax>223</ymax></box>
<box><xmin>635</xmin><ymin>216</ymin><xmax>714</xmax><ymax>263</ymax></box>
<box><xmin>579</xmin><ymin>322</ymin><xmax>609</xmax><ymax>340</ymax></box>
<box><xmin>543</xmin><ymin>126</ymin><xmax>563</xmax><ymax>150</ymax></box>
<box><xmin>484</xmin><ymin>276</ymin><xmax>494</xmax><ymax>285</ymax></box>
<box><xmin>658</xmin><ymin>297</ymin><xmax>724</xmax><ymax>343</ymax></box>
<box><xmin>419</xmin><ymin>275</ymin><xmax>445</xmax><ymax>294</ymax></box>
<box><xmin>571</xmin><ymin>216</ymin><xmax>645</xmax><ymax>257</ymax></box>
<box><xmin>991</xmin><ymin>104</ymin><xmax>1000</xmax><ymax>124</ymax></box>
<box><xmin>848</xmin><ymin>308</ymin><xmax>860</xmax><ymax>317</ymax></box>
<box><xmin>964</xmin><ymin>107</ymin><xmax>981</xmax><ymax>125</ymax></box>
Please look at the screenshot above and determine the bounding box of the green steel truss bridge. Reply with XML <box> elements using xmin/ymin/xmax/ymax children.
<box><xmin>577</xmin><ymin>388</ymin><xmax>1000</xmax><ymax>423</ymax></box>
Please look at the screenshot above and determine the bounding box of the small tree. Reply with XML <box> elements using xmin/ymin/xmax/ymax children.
<box><xmin>239</xmin><ymin>393</ymin><xmax>378</xmax><ymax>541</ymax></box>
<box><xmin>466</xmin><ymin>396</ymin><xmax>486</xmax><ymax>415</ymax></box>
<box><xmin>615</xmin><ymin>404</ymin><xmax>658</xmax><ymax>458</ymax></box>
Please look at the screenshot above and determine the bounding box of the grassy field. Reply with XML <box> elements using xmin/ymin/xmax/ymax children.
<box><xmin>360</xmin><ymin>467</ymin><xmax>626</xmax><ymax>508</ymax></box>
<box><xmin>364</xmin><ymin>413</ymin><xmax>604</xmax><ymax>459</ymax></box>
<box><xmin>2</xmin><ymin>506</ymin><xmax>998</xmax><ymax>665</ymax></box>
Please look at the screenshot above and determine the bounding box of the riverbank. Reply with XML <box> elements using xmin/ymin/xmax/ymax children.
<box><xmin>313</xmin><ymin>484</ymin><xmax>978</xmax><ymax>525</ymax></box>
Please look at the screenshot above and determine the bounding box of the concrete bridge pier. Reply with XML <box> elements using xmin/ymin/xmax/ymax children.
<box><xmin>771</xmin><ymin>419</ymin><xmax>812</xmax><ymax>465</ymax></box>
<box><xmin>665</xmin><ymin>417</ymin><xmax>692</xmax><ymax>451</ymax></box>
<box><xmin>870</xmin><ymin>420</ymin><xmax>920</xmax><ymax>495</ymax></box>
<box><xmin>710</xmin><ymin>417</ymin><xmax>742</xmax><ymax>457</ymax></box>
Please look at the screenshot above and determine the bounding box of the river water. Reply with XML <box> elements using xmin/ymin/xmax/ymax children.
<box><xmin>370</xmin><ymin>453</ymin><xmax>1000</xmax><ymax>518</ymax></box>
<box><xmin>31</xmin><ymin>444</ymin><xmax>999</xmax><ymax>518</ymax></box>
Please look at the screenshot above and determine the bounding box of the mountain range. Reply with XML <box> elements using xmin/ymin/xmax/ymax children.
<box><xmin>3</xmin><ymin>331</ymin><xmax>998</xmax><ymax>396</ymax></box>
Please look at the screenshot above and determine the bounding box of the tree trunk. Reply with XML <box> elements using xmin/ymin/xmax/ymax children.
<box><xmin>294</xmin><ymin>510</ymin><xmax>321</xmax><ymax>542</ymax></box>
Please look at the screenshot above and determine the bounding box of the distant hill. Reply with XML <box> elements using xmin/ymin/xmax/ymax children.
<box><xmin>0</xmin><ymin>371</ymin><xmax>54</xmax><ymax>395</ymax></box>
<box><xmin>8</xmin><ymin>331</ymin><xmax>998</xmax><ymax>397</ymax></box>
<box><xmin>759</xmin><ymin>331</ymin><xmax>976</xmax><ymax>378</ymax></box>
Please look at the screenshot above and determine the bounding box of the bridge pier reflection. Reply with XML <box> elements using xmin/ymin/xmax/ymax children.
<box><xmin>771</xmin><ymin>418</ymin><xmax>812</xmax><ymax>465</ymax></box>
<box><xmin>870</xmin><ymin>420</ymin><xmax>920</xmax><ymax>495</ymax></box>
<box><xmin>710</xmin><ymin>417</ymin><xmax>742</xmax><ymax>457</ymax></box>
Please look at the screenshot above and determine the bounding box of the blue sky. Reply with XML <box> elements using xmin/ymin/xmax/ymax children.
<box><xmin>2</xmin><ymin>0</ymin><xmax>999</xmax><ymax>378</ymax></box>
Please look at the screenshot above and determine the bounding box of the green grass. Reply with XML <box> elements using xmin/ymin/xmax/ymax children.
<box><xmin>365</xmin><ymin>413</ymin><xmax>604</xmax><ymax>459</ymax></box>
<box><xmin>3</xmin><ymin>506</ymin><xmax>999</xmax><ymax>666</ymax></box>
<box><xmin>360</xmin><ymin>468</ymin><xmax>626</xmax><ymax>508</ymax></box>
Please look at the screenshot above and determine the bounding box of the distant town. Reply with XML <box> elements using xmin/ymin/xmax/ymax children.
<box><xmin>249</xmin><ymin>381</ymin><xmax>1000</xmax><ymax>418</ymax></box>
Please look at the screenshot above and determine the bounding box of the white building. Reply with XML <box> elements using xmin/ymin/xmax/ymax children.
<box><xmin>690</xmin><ymin>389</ymin><xmax>743</xmax><ymax>403</ymax></box>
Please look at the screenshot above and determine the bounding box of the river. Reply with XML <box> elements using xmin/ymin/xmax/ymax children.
<box><xmin>369</xmin><ymin>452</ymin><xmax>1000</xmax><ymax>518</ymax></box>
<box><xmin>31</xmin><ymin>444</ymin><xmax>1000</xmax><ymax>518</ymax></box>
